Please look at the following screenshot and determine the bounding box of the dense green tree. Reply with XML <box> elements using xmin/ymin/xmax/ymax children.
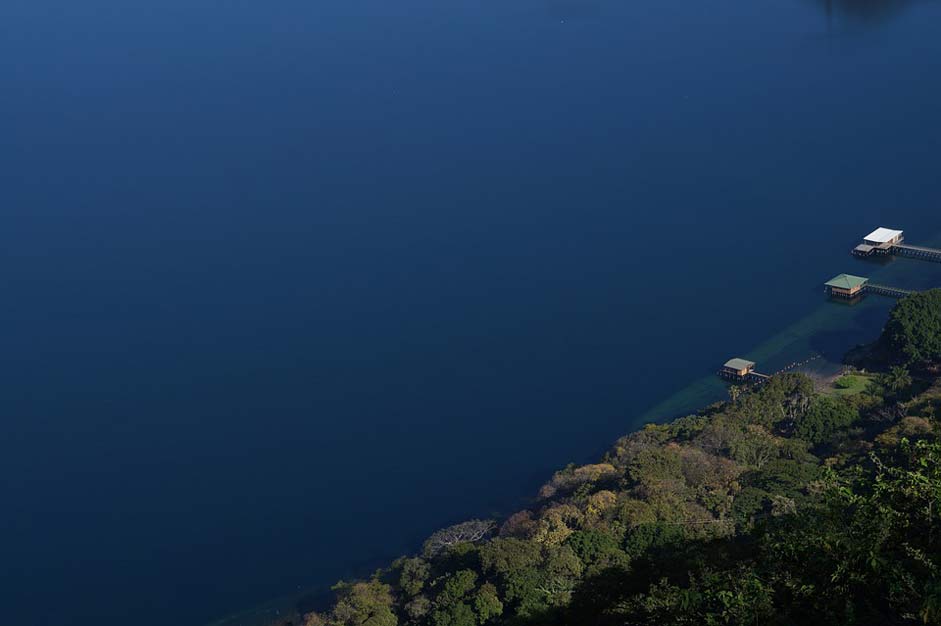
<box><xmin>428</xmin><ymin>570</ymin><xmax>479</xmax><ymax>626</ymax></box>
<box><xmin>747</xmin><ymin>457</ymin><xmax>822</xmax><ymax>499</ymax></box>
<box><xmin>430</xmin><ymin>602</ymin><xmax>475</xmax><ymax>626</ymax></box>
<box><xmin>436</xmin><ymin>570</ymin><xmax>477</xmax><ymax>607</ymax></box>
<box><xmin>472</xmin><ymin>583</ymin><xmax>503</xmax><ymax>623</ymax></box>
<box><xmin>477</xmin><ymin>539</ymin><xmax>583</xmax><ymax>618</ymax></box>
<box><xmin>734</xmin><ymin>373</ymin><xmax>815</xmax><ymax>429</ymax></box>
<box><xmin>729</xmin><ymin>424</ymin><xmax>778</xmax><ymax>469</ymax></box>
<box><xmin>396</xmin><ymin>558</ymin><xmax>430</xmax><ymax>597</ymax></box>
<box><xmin>627</xmin><ymin>446</ymin><xmax>683</xmax><ymax>486</ymax></box>
<box><xmin>880</xmin><ymin>289</ymin><xmax>941</xmax><ymax>367</ymax></box>
<box><xmin>627</xmin><ymin>569</ymin><xmax>775</xmax><ymax>626</ymax></box>
<box><xmin>758</xmin><ymin>440</ymin><xmax>941</xmax><ymax>624</ymax></box>
<box><xmin>623</xmin><ymin>522</ymin><xmax>685</xmax><ymax>559</ymax></box>
<box><xmin>564</xmin><ymin>530</ymin><xmax>626</xmax><ymax>571</ymax></box>
<box><xmin>794</xmin><ymin>396</ymin><xmax>860</xmax><ymax>444</ymax></box>
<box><xmin>730</xmin><ymin>486</ymin><xmax>770</xmax><ymax>526</ymax></box>
<box><xmin>874</xmin><ymin>365</ymin><xmax>915</xmax><ymax>402</ymax></box>
<box><xmin>886</xmin><ymin>365</ymin><xmax>913</xmax><ymax>392</ymax></box>
<box><xmin>328</xmin><ymin>580</ymin><xmax>397</xmax><ymax>626</ymax></box>
<box><xmin>404</xmin><ymin>596</ymin><xmax>431</xmax><ymax>622</ymax></box>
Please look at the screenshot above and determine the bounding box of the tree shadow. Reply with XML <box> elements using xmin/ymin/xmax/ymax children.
<box><xmin>809</xmin><ymin>303</ymin><xmax>891</xmax><ymax>364</ymax></box>
<box><xmin>512</xmin><ymin>535</ymin><xmax>755</xmax><ymax>626</ymax></box>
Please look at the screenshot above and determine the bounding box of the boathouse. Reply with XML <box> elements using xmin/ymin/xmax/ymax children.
<box><xmin>721</xmin><ymin>358</ymin><xmax>756</xmax><ymax>380</ymax></box>
<box><xmin>864</xmin><ymin>227</ymin><xmax>904</xmax><ymax>246</ymax></box>
<box><xmin>854</xmin><ymin>227</ymin><xmax>904</xmax><ymax>256</ymax></box>
<box><xmin>825</xmin><ymin>274</ymin><xmax>868</xmax><ymax>298</ymax></box>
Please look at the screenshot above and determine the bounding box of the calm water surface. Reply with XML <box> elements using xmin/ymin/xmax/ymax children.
<box><xmin>3</xmin><ymin>0</ymin><xmax>941</xmax><ymax>624</ymax></box>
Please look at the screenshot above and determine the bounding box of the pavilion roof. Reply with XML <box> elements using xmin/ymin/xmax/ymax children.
<box><xmin>825</xmin><ymin>274</ymin><xmax>868</xmax><ymax>290</ymax></box>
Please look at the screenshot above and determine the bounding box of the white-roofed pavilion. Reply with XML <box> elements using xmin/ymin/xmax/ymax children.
<box><xmin>863</xmin><ymin>227</ymin><xmax>904</xmax><ymax>245</ymax></box>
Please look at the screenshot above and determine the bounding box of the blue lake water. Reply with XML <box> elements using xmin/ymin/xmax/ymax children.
<box><xmin>3</xmin><ymin>0</ymin><xmax>941</xmax><ymax>624</ymax></box>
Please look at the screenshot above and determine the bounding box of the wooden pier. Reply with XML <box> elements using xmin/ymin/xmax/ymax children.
<box><xmin>893</xmin><ymin>243</ymin><xmax>941</xmax><ymax>263</ymax></box>
<box><xmin>824</xmin><ymin>273</ymin><xmax>912</xmax><ymax>300</ymax></box>
<box><xmin>717</xmin><ymin>354</ymin><xmax>823</xmax><ymax>385</ymax></box>
<box><xmin>864</xmin><ymin>283</ymin><xmax>913</xmax><ymax>298</ymax></box>
<box><xmin>852</xmin><ymin>227</ymin><xmax>941</xmax><ymax>263</ymax></box>
<box><xmin>714</xmin><ymin>225</ymin><xmax>930</xmax><ymax>388</ymax></box>
<box><xmin>719</xmin><ymin>358</ymin><xmax>770</xmax><ymax>383</ymax></box>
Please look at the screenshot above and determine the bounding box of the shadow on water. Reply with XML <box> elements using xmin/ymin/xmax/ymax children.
<box><xmin>545</xmin><ymin>0</ymin><xmax>921</xmax><ymax>24</ymax></box>
<box><xmin>808</xmin><ymin>301</ymin><xmax>888</xmax><ymax>362</ymax></box>
<box><xmin>824</xmin><ymin>295</ymin><xmax>866</xmax><ymax>308</ymax></box>
<box><xmin>811</xmin><ymin>0</ymin><xmax>920</xmax><ymax>24</ymax></box>
<box><xmin>853</xmin><ymin>254</ymin><xmax>898</xmax><ymax>269</ymax></box>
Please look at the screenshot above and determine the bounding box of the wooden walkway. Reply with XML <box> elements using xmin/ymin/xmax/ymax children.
<box><xmin>864</xmin><ymin>283</ymin><xmax>913</xmax><ymax>298</ymax></box>
<box><xmin>718</xmin><ymin>369</ymin><xmax>771</xmax><ymax>384</ymax></box>
<box><xmin>850</xmin><ymin>229</ymin><xmax>941</xmax><ymax>263</ymax></box>
<box><xmin>892</xmin><ymin>243</ymin><xmax>941</xmax><ymax>263</ymax></box>
<box><xmin>718</xmin><ymin>354</ymin><xmax>820</xmax><ymax>386</ymax></box>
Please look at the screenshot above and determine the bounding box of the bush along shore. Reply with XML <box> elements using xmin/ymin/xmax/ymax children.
<box><xmin>270</xmin><ymin>289</ymin><xmax>941</xmax><ymax>626</ymax></box>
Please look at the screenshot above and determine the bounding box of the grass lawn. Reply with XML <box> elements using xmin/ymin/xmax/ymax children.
<box><xmin>829</xmin><ymin>373</ymin><xmax>874</xmax><ymax>397</ymax></box>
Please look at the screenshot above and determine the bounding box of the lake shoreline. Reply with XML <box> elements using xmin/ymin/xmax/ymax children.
<box><xmin>206</xmin><ymin>252</ymin><xmax>922</xmax><ymax>626</ymax></box>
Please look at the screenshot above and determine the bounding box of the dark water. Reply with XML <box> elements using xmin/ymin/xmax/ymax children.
<box><xmin>3</xmin><ymin>0</ymin><xmax>941</xmax><ymax>624</ymax></box>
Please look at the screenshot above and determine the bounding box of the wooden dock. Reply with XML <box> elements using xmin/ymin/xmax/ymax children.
<box><xmin>864</xmin><ymin>283</ymin><xmax>913</xmax><ymax>298</ymax></box>
<box><xmin>851</xmin><ymin>227</ymin><xmax>941</xmax><ymax>263</ymax></box>
<box><xmin>892</xmin><ymin>243</ymin><xmax>941</xmax><ymax>263</ymax></box>
<box><xmin>718</xmin><ymin>369</ymin><xmax>770</xmax><ymax>384</ymax></box>
<box><xmin>824</xmin><ymin>274</ymin><xmax>912</xmax><ymax>300</ymax></box>
<box><xmin>718</xmin><ymin>358</ymin><xmax>771</xmax><ymax>383</ymax></box>
<box><xmin>714</xmin><ymin>225</ymin><xmax>930</xmax><ymax>387</ymax></box>
<box><xmin>717</xmin><ymin>354</ymin><xmax>820</xmax><ymax>385</ymax></box>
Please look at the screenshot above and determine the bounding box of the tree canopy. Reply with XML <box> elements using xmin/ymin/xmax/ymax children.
<box><xmin>880</xmin><ymin>288</ymin><xmax>941</xmax><ymax>367</ymax></box>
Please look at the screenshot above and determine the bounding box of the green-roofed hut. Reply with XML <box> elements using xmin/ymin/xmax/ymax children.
<box><xmin>825</xmin><ymin>274</ymin><xmax>868</xmax><ymax>298</ymax></box>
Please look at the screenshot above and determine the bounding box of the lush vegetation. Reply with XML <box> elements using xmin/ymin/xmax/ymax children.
<box><xmin>829</xmin><ymin>373</ymin><xmax>873</xmax><ymax>397</ymax></box>
<box><xmin>270</xmin><ymin>291</ymin><xmax>941</xmax><ymax>626</ymax></box>
<box><xmin>880</xmin><ymin>289</ymin><xmax>941</xmax><ymax>368</ymax></box>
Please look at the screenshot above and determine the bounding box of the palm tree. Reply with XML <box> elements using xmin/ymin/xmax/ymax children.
<box><xmin>885</xmin><ymin>365</ymin><xmax>913</xmax><ymax>394</ymax></box>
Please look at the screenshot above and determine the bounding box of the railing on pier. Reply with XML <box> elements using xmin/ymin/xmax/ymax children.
<box><xmin>719</xmin><ymin>354</ymin><xmax>820</xmax><ymax>386</ymax></box>
<box><xmin>864</xmin><ymin>283</ymin><xmax>912</xmax><ymax>298</ymax></box>
<box><xmin>850</xmin><ymin>231</ymin><xmax>941</xmax><ymax>263</ymax></box>
<box><xmin>892</xmin><ymin>244</ymin><xmax>941</xmax><ymax>263</ymax></box>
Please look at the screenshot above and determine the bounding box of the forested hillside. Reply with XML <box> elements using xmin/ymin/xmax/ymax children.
<box><xmin>275</xmin><ymin>290</ymin><xmax>941</xmax><ymax>626</ymax></box>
